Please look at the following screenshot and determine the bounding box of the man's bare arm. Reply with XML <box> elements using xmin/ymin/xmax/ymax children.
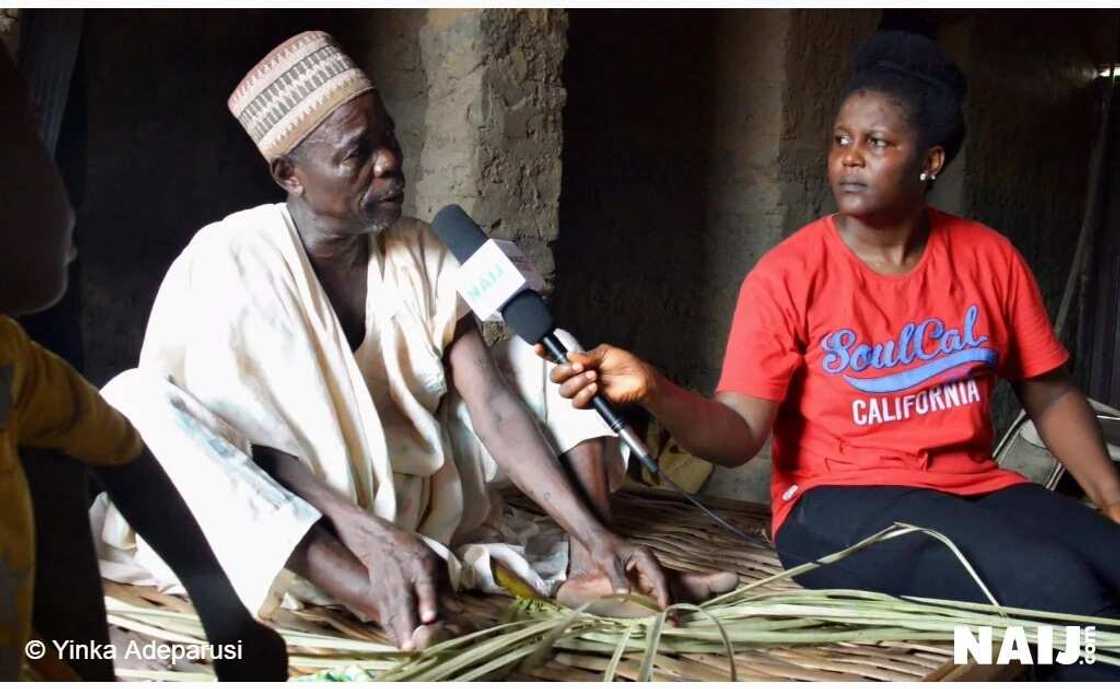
<box><xmin>444</xmin><ymin>318</ymin><xmax>669</xmax><ymax>607</ymax></box>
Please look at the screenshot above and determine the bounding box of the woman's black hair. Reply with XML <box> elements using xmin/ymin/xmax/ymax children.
<box><xmin>843</xmin><ymin>31</ymin><xmax>967</xmax><ymax>166</ymax></box>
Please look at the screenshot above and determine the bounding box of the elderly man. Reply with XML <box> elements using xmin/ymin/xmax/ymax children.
<box><xmin>90</xmin><ymin>31</ymin><xmax>702</xmax><ymax>650</ymax></box>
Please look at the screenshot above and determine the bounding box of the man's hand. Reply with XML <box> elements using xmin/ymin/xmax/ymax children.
<box><xmin>334</xmin><ymin>513</ymin><xmax>446</xmax><ymax>651</ymax></box>
<box><xmin>536</xmin><ymin>344</ymin><xmax>659</xmax><ymax>409</ymax></box>
<box><xmin>252</xmin><ymin>446</ymin><xmax>448</xmax><ymax>652</ymax></box>
<box><xmin>584</xmin><ymin>534</ymin><xmax>671</xmax><ymax>609</ymax></box>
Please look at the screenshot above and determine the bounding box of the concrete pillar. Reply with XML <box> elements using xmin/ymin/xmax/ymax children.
<box><xmin>412</xmin><ymin>10</ymin><xmax>486</xmax><ymax>225</ymax></box>
<box><xmin>701</xmin><ymin>9</ymin><xmax>879</xmax><ymax>503</ymax></box>
<box><xmin>703</xmin><ymin>10</ymin><xmax>792</xmax><ymax>383</ymax></box>
<box><xmin>353</xmin><ymin>9</ymin><xmax>567</xmax><ymax>287</ymax></box>
<box><xmin>778</xmin><ymin>9</ymin><xmax>880</xmax><ymax>235</ymax></box>
<box><xmin>696</xmin><ymin>10</ymin><xmax>793</xmax><ymax>504</ymax></box>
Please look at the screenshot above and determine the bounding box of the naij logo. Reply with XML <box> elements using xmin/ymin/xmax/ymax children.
<box><xmin>821</xmin><ymin>305</ymin><xmax>997</xmax><ymax>393</ymax></box>
<box><xmin>954</xmin><ymin>625</ymin><xmax>1096</xmax><ymax>666</ymax></box>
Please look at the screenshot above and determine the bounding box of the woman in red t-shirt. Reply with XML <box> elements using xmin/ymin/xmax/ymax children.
<box><xmin>546</xmin><ymin>30</ymin><xmax>1120</xmax><ymax>676</ymax></box>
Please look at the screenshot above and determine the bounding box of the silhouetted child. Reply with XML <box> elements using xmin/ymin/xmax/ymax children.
<box><xmin>0</xmin><ymin>45</ymin><xmax>287</xmax><ymax>681</ymax></box>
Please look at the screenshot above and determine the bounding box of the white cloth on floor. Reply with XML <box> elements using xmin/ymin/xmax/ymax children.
<box><xmin>89</xmin><ymin>203</ymin><xmax>615</xmax><ymax>616</ymax></box>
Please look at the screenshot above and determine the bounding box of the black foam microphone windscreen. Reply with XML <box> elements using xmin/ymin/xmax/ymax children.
<box><xmin>501</xmin><ymin>290</ymin><xmax>555</xmax><ymax>344</ymax></box>
<box><xmin>431</xmin><ymin>204</ymin><xmax>488</xmax><ymax>264</ymax></box>
<box><xmin>432</xmin><ymin>203</ymin><xmax>555</xmax><ymax>343</ymax></box>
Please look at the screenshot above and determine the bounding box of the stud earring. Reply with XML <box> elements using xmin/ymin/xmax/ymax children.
<box><xmin>920</xmin><ymin>172</ymin><xmax>929</xmax><ymax>182</ymax></box>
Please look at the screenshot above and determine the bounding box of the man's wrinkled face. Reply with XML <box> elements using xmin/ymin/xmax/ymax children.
<box><xmin>290</xmin><ymin>91</ymin><xmax>405</xmax><ymax>234</ymax></box>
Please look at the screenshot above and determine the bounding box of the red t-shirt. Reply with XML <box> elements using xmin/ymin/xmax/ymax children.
<box><xmin>716</xmin><ymin>209</ymin><xmax>1070</xmax><ymax>536</ymax></box>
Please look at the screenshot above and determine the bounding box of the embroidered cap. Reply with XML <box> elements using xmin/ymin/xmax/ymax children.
<box><xmin>228</xmin><ymin>30</ymin><xmax>374</xmax><ymax>161</ymax></box>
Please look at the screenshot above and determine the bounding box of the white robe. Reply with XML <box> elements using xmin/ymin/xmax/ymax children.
<box><xmin>90</xmin><ymin>203</ymin><xmax>616</xmax><ymax>616</ymax></box>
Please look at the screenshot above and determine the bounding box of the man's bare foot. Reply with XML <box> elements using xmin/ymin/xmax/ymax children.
<box><xmin>409</xmin><ymin>622</ymin><xmax>448</xmax><ymax>651</ymax></box>
<box><xmin>556</xmin><ymin>573</ymin><xmax>658</xmax><ymax>617</ymax></box>
<box><xmin>670</xmin><ymin>570</ymin><xmax>739</xmax><ymax>603</ymax></box>
<box><xmin>555</xmin><ymin>569</ymin><xmax>739</xmax><ymax>617</ymax></box>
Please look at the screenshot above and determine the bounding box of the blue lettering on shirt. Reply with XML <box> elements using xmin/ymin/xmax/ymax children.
<box><xmin>820</xmin><ymin>305</ymin><xmax>997</xmax><ymax>393</ymax></box>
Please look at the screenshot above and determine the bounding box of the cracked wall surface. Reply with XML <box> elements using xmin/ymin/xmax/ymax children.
<box><xmin>345</xmin><ymin>9</ymin><xmax>567</xmax><ymax>282</ymax></box>
<box><xmin>475</xmin><ymin>9</ymin><xmax>568</xmax><ymax>286</ymax></box>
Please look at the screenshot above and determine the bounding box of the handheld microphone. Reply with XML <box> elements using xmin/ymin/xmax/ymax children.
<box><xmin>431</xmin><ymin>204</ymin><xmax>658</xmax><ymax>474</ymax></box>
<box><xmin>430</xmin><ymin>204</ymin><xmax>767</xmax><ymax>548</ymax></box>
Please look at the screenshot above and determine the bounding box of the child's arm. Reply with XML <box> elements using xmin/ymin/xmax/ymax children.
<box><xmin>11</xmin><ymin>323</ymin><xmax>287</xmax><ymax>679</ymax></box>
<box><xmin>2</xmin><ymin>45</ymin><xmax>286</xmax><ymax>680</ymax></box>
<box><xmin>95</xmin><ymin>451</ymin><xmax>288</xmax><ymax>680</ymax></box>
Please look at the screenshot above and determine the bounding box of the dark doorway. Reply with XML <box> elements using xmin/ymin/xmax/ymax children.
<box><xmin>554</xmin><ymin>9</ymin><xmax>718</xmax><ymax>387</ymax></box>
